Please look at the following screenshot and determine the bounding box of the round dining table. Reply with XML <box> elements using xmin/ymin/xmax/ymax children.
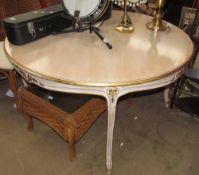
<box><xmin>4</xmin><ymin>10</ymin><xmax>194</xmax><ymax>172</ymax></box>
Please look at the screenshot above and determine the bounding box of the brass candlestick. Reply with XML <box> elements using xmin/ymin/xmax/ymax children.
<box><xmin>115</xmin><ymin>0</ymin><xmax>134</xmax><ymax>33</ymax></box>
<box><xmin>146</xmin><ymin>0</ymin><xmax>168</xmax><ymax>31</ymax></box>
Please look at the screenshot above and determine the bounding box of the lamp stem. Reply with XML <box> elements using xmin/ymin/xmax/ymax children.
<box><xmin>115</xmin><ymin>0</ymin><xmax>134</xmax><ymax>33</ymax></box>
<box><xmin>124</xmin><ymin>0</ymin><xmax>127</xmax><ymax>16</ymax></box>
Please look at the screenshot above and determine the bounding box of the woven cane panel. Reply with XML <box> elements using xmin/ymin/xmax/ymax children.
<box><xmin>18</xmin><ymin>87</ymin><xmax>70</xmax><ymax>139</ymax></box>
<box><xmin>0</xmin><ymin>0</ymin><xmax>6</xmax><ymax>22</ymax></box>
<box><xmin>0</xmin><ymin>0</ymin><xmax>41</xmax><ymax>41</ymax></box>
<box><xmin>5</xmin><ymin>0</ymin><xmax>41</xmax><ymax>17</ymax></box>
<box><xmin>0</xmin><ymin>29</ymin><xmax>5</xmax><ymax>41</ymax></box>
<box><xmin>0</xmin><ymin>0</ymin><xmax>6</xmax><ymax>41</ymax></box>
<box><xmin>39</xmin><ymin>0</ymin><xmax>61</xmax><ymax>7</ymax></box>
<box><xmin>73</xmin><ymin>98</ymin><xmax>106</xmax><ymax>141</ymax></box>
<box><xmin>22</xmin><ymin>99</ymin><xmax>67</xmax><ymax>139</ymax></box>
<box><xmin>18</xmin><ymin>86</ymin><xmax>106</xmax><ymax>143</ymax></box>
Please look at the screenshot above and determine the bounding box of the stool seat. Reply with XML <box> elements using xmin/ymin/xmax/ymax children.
<box><xmin>0</xmin><ymin>42</ymin><xmax>13</xmax><ymax>70</ymax></box>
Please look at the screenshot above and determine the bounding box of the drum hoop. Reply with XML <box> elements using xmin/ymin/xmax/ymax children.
<box><xmin>92</xmin><ymin>0</ymin><xmax>110</xmax><ymax>22</ymax></box>
<box><xmin>62</xmin><ymin>0</ymin><xmax>109</xmax><ymax>23</ymax></box>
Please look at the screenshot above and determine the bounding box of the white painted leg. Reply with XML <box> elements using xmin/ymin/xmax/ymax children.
<box><xmin>106</xmin><ymin>88</ymin><xmax>119</xmax><ymax>172</ymax></box>
<box><xmin>163</xmin><ymin>86</ymin><xmax>170</xmax><ymax>108</ymax></box>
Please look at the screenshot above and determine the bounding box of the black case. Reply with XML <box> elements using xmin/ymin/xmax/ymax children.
<box><xmin>3</xmin><ymin>5</ymin><xmax>72</xmax><ymax>45</ymax></box>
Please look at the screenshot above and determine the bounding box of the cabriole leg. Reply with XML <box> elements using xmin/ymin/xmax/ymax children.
<box><xmin>106</xmin><ymin>88</ymin><xmax>119</xmax><ymax>172</ymax></box>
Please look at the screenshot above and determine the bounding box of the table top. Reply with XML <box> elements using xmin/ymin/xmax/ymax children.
<box><xmin>4</xmin><ymin>11</ymin><xmax>194</xmax><ymax>87</ymax></box>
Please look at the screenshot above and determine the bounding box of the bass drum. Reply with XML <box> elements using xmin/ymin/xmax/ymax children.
<box><xmin>62</xmin><ymin>0</ymin><xmax>110</xmax><ymax>23</ymax></box>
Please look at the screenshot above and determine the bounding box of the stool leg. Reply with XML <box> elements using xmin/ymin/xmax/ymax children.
<box><xmin>67</xmin><ymin>128</ymin><xmax>76</xmax><ymax>160</ymax></box>
<box><xmin>7</xmin><ymin>70</ymin><xmax>17</xmax><ymax>97</ymax></box>
<box><xmin>24</xmin><ymin>114</ymin><xmax>34</xmax><ymax>131</ymax></box>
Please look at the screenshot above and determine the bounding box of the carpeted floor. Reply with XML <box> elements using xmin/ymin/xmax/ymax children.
<box><xmin>0</xmin><ymin>79</ymin><xmax>199</xmax><ymax>175</ymax></box>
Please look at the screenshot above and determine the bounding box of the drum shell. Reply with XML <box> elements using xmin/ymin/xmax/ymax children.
<box><xmin>62</xmin><ymin>0</ymin><xmax>112</xmax><ymax>23</ymax></box>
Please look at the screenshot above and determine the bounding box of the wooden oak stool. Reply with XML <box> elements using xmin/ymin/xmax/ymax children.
<box><xmin>17</xmin><ymin>85</ymin><xmax>106</xmax><ymax>160</ymax></box>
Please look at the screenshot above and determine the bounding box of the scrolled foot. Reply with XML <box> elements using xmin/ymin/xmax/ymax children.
<box><xmin>106</xmin><ymin>161</ymin><xmax>112</xmax><ymax>174</ymax></box>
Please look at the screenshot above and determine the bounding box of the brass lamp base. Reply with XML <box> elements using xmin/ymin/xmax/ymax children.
<box><xmin>146</xmin><ymin>0</ymin><xmax>168</xmax><ymax>32</ymax></box>
<box><xmin>115</xmin><ymin>24</ymin><xmax>134</xmax><ymax>33</ymax></box>
<box><xmin>146</xmin><ymin>19</ymin><xmax>168</xmax><ymax>31</ymax></box>
<box><xmin>115</xmin><ymin>14</ymin><xmax>134</xmax><ymax>33</ymax></box>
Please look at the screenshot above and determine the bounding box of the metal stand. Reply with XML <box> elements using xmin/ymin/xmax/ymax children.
<box><xmin>54</xmin><ymin>11</ymin><xmax>112</xmax><ymax>49</ymax></box>
<box><xmin>89</xmin><ymin>25</ymin><xmax>112</xmax><ymax>49</ymax></box>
